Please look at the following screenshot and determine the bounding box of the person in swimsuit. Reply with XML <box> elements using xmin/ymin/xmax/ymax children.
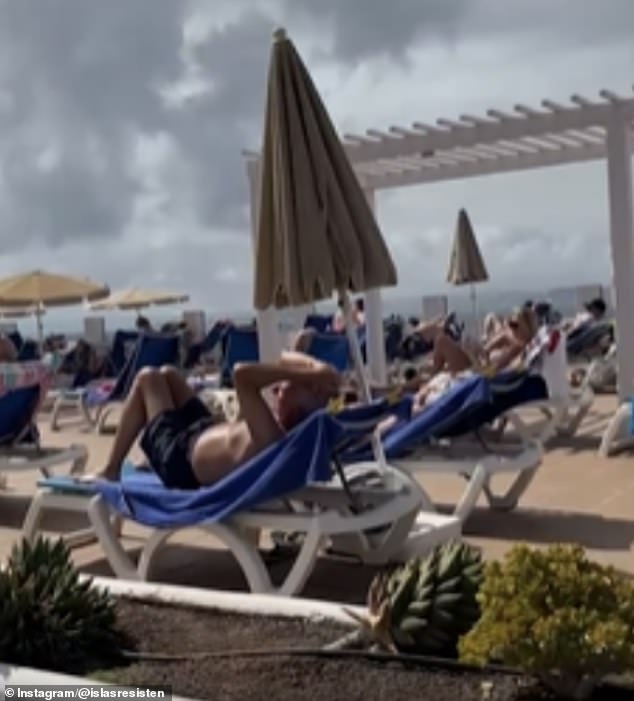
<box><xmin>91</xmin><ymin>351</ymin><xmax>341</xmax><ymax>489</ymax></box>
<box><xmin>409</xmin><ymin>307</ymin><xmax>539</xmax><ymax>413</ymax></box>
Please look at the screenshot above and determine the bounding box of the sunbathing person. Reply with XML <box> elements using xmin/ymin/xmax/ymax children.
<box><xmin>411</xmin><ymin>307</ymin><xmax>539</xmax><ymax>412</ymax></box>
<box><xmin>565</xmin><ymin>297</ymin><xmax>606</xmax><ymax>334</ymax></box>
<box><xmin>92</xmin><ymin>354</ymin><xmax>341</xmax><ymax>489</ymax></box>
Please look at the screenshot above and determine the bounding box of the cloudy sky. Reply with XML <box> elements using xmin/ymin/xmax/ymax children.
<box><xmin>0</xmin><ymin>0</ymin><xmax>633</xmax><ymax>327</ymax></box>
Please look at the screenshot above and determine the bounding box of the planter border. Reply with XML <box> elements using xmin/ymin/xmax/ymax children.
<box><xmin>86</xmin><ymin>575</ymin><xmax>364</xmax><ymax>624</ymax></box>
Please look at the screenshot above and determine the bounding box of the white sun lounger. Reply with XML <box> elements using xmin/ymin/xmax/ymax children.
<box><xmin>385</xmin><ymin>437</ymin><xmax>544</xmax><ymax>524</ymax></box>
<box><xmin>22</xmin><ymin>403</ymin><xmax>461</xmax><ymax>596</ymax></box>
<box><xmin>501</xmin><ymin>325</ymin><xmax>594</xmax><ymax>443</ymax></box>
<box><xmin>23</xmin><ymin>468</ymin><xmax>459</xmax><ymax>595</ymax></box>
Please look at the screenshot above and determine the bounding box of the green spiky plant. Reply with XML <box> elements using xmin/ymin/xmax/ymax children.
<box><xmin>348</xmin><ymin>541</ymin><xmax>484</xmax><ymax>656</ymax></box>
<box><xmin>0</xmin><ymin>537</ymin><xmax>127</xmax><ymax>672</ymax></box>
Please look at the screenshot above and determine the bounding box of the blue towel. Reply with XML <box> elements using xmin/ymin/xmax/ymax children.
<box><xmin>345</xmin><ymin>372</ymin><xmax>548</xmax><ymax>462</ymax></box>
<box><xmin>307</xmin><ymin>333</ymin><xmax>350</xmax><ymax>372</ymax></box>
<box><xmin>39</xmin><ymin>399</ymin><xmax>402</xmax><ymax>528</ymax></box>
<box><xmin>304</xmin><ymin>314</ymin><xmax>332</xmax><ymax>333</ymax></box>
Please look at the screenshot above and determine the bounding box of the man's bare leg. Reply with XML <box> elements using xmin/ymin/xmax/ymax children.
<box><xmin>160</xmin><ymin>365</ymin><xmax>196</xmax><ymax>408</ymax></box>
<box><xmin>432</xmin><ymin>333</ymin><xmax>473</xmax><ymax>374</ymax></box>
<box><xmin>95</xmin><ymin>369</ymin><xmax>175</xmax><ymax>481</ymax></box>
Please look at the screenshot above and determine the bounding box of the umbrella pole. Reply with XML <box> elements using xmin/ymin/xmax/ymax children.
<box><xmin>470</xmin><ymin>283</ymin><xmax>479</xmax><ymax>338</ymax></box>
<box><xmin>35</xmin><ymin>306</ymin><xmax>44</xmax><ymax>350</ymax></box>
<box><xmin>340</xmin><ymin>289</ymin><xmax>392</xmax><ymax>478</ymax></box>
<box><xmin>340</xmin><ymin>290</ymin><xmax>370</xmax><ymax>402</ymax></box>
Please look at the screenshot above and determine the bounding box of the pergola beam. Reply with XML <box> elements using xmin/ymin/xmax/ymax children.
<box><xmin>345</xmin><ymin>97</ymin><xmax>634</xmax><ymax>164</ymax></box>
<box><xmin>360</xmin><ymin>141</ymin><xmax>607</xmax><ymax>191</ymax></box>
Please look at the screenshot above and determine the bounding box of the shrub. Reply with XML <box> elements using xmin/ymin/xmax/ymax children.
<box><xmin>459</xmin><ymin>544</ymin><xmax>634</xmax><ymax>700</ymax></box>
<box><xmin>0</xmin><ymin>537</ymin><xmax>126</xmax><ymax>672</ymax></box>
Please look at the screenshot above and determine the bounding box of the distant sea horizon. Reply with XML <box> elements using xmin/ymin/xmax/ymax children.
<box><xmin>3</xmin><ymin>282</ymin><xmax>610</xmax><ymax>342</ymax></box>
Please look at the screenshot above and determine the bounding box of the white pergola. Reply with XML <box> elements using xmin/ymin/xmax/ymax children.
<box><xmin>244</xmin><ymin>87</ymin><xmax>634</xmax><ymax>401</ymax></box>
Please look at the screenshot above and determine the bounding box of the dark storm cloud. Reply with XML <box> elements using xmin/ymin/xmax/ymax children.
<box><xmin>283</xmin><ymin>0</ymin><xmax>634</xmax><ymax>63</ymax></box>
<box><xmin>281</xmin><ymin>0</ymin><xmax>468</xmax><ymax>63</ymax></box>
<box><xmin>0</xmin><ymin>0</ymin><xmax>187</xmax><ymax>247</ymax></box>
<box><xmin>0</xmin><ymin>0</ymin><xmax>276</xmax><ymax>249</ymax></box>
<box><xmin>459</xmin><ymin>0</ymin><xmax>634</xmax><ymax>48</ymax></box>
<box><xmin>166</xmin><ymin>10</ymin><xmax>273</xmax><ymax>230</ymax></box>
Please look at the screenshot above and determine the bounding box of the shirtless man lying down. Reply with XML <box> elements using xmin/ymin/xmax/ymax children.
<box><xmin>93</xmin><ymin>353</ymin><xmax>341</xmax><ymax>489</ymax></box>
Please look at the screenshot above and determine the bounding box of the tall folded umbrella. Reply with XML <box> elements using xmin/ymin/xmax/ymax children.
<box><xmin>255</xmin><ymin>28</ymin><xmax>397</xmax><ymax>399</ymax></box>
<box><xmin>446</xmin><ymin>209</ymin><xmax>488</xmax><ymax>333</ymax></box>
<box><xmin>0</xmin><ymin>270</ymin><xmax>109</xmax><ymax>344</ymax></box>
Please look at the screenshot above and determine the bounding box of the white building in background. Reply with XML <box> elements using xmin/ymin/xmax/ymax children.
<box><xmin>422</xmin><ymin>295</ymin><xmax>448</xmax><ymax>320</ymax></box>
<box><xmin>182</xmin><ymin>310</ymin><xmax>206</xmax><ymax>343</ymax></box>
<box><xmin>83</xmin><ymin>316</ymin><xmax>106</xmax><ymax>348</ymax></box>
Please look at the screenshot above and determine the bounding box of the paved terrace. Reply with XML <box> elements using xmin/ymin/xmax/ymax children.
<box><xmin>1</xmin><ymin>394</ymin><xmax>632</xmax><ymax>605</ymax></box>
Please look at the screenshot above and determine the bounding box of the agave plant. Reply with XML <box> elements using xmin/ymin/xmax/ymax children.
<box><xmin>0</xmin><ymin>537</ymin><xmax>126</xmax><ymax>672</ymax></box>
<box><xmin>349</xmin><ymin>541</ymin><xmax>484</xmax><ymax>656</ymax></box>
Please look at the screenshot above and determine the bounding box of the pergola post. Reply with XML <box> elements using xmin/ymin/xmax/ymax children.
<box><xmin>363</xmin><ymin>189</ymin><xmax>387</xmax><ymax>384</ymax></box>
<box><xmin>605</xmin><ymin>109</ymin><xmax>634</xmax><ymax>401</ymax></box>
<box><xmin>246</xmin><ymin>158</ymin><xmax>282</xmax><ymax>362</ymax></box>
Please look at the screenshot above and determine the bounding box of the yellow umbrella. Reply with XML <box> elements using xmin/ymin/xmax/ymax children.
<box><xmin>255</xmin><ymin>28</ymin><xmax>397</xmax><ymax>398</ymax></box>
<box><xmin>0</xmin><ymin>270</ymin><xmax>109</xmax><ymax>343</ymax></box>
<box><xmin>0</xmin><ymin>270</ymin><xmax>109</xmax><ymax>307</ymax></box>
<box><xmin>90</xmin><ymin>287</ymin><xmax>189</xmax><ymax>312</ymax></box>
<box><xmin>447</xmin><ymin>209</ymin><xmax>489</xmax><ymax>330</ymax></box>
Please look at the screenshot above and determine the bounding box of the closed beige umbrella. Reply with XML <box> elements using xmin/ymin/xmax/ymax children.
<box><xmin>447</xmin><ymin>209</ymin><xmax>488</xmax><ymax>331</ymax></box>
<box><xmin>90</xmin><ymin>287</ymin><xmax>189</xmax><ymax>312</ymax></box>
<box><xmin>0</xmin><ymin>270</ymin><xmax>109</xmax><ymax>344</ymax></box>
<box><xmin>255</xmin><ymin>28</ymin><xmax>397</xmax><ymax>397</ymax></box>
